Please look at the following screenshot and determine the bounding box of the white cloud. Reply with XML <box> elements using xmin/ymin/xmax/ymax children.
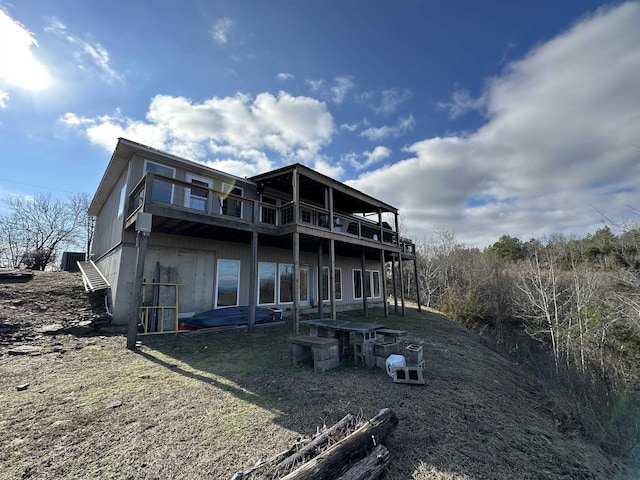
<box><xmin>348</xmin><ymin>2</ymin><xmax>640</xmax><ymax>248</ymax></box>
<box><xmin>438</xmin><ymin>88</ymin><xmax>486</xmax><ymax>119</ymax></box>
<box><xmin>359</xmin><ymin>115</ymin><xmax>415</xmax><ymax>141</ymax></box>
<box><xmin>330</xmin><ymin>75</ymin><xmax>355</xmax><ymax>104</ymax></box>
<box><xmin>363</xmin><ymin>146</ymin><xmax>391</xmax><ymax>166</ymax></box>
<box><xmin>345</xmin><ymin>145</ymin><xmax>392</xmax><ymax>171</ymax></box>
<box><xmin>0</xmin><ymin>9</ymin><xmax>51</xmax><ymax>94</ymax></box>
<box><xmin>61</xmin><ymin>91</ymin><xmax>336</xmax><ymax>172</ymax></box>
<box><xmin>277</xmin><ymin>72</ymin><xmax>294</xmax><ymax>81</ymax></box>
<box><xmin>0</xmin><ymin>90</ymin><xmax>9</xmax><ymax>108</ymax></box>
<box><xmin>340</xmin><ymin>122</ymin><xmax>359</xmax><ymax>132</ymax></box>
<box><xmin>306</xmin><ymin>75</ymin><xmax>355</xmax><ymax>104</ymax></box>
<box><xmin>211</xmin><ymin>17</ymin><xmax>234</xmax><ymax>45</ymax></box>
<box><xmin>306</xmin><ymin>79</ymin><xmax>324</xmax><ymax>92</ymax></box>
<box><xmin>359</xmin><ymin>87</ymin><xmax>412</xmax><ymax>114</ymax></box>
<box><xmin>44</xmin><ymin>17</ymin><xmax>121</xmax><ymax>82</ymax></box>
<box><xmin>313</xmin><ymin>158</ymin><xmax>345</xmax><ymax>179</ymax></box>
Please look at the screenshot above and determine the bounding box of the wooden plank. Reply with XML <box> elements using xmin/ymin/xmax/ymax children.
<box><xmin>280</xmin><ymin>408</ymin><xmax>398</xmax><ymax>480</ymax></box>
<box><xmin>336</xmin><ymin>444</ymin><xmax>390</xmax><ymax>480</ymax></box>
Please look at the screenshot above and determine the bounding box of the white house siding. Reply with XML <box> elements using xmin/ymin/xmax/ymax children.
<box><xmin>92</xmin><ymin>170</ymin><xmax>128</xmax><ymax>260</ymax></box>
<box><xmin>104</xmin><ymin>233</ymin><xmax>386</xmax><ymax>326</ymax></box>
<box><xmin>94</xmin><ymin>242</ymin><xmax>136</xmax><ymax>326</ymax></box>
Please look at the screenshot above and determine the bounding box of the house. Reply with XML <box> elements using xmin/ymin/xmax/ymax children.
<box><xmin>87</xmin><ymin>138</ymin><xmax>418</xmax><ymax>334</ymax></box>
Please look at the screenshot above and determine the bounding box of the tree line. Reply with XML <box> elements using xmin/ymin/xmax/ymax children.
<box><xmin>399</xmin><ymin>225</ymin><xmax>640</xmax><ymax>455</ymax></box>
<box><xmin>0</xmin><ymin>193</ymin><xmax>93</xmax><ymax>270</ymax></box>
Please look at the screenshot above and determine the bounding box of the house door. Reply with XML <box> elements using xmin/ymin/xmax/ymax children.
<box><xmin>278</xmin><ymin>264</ymin><xmax>310</xmax><ymax>306</ymax></box>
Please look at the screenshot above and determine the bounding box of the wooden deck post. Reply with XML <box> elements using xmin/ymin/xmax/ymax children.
<box><xmin>292</xmin><ymin>167</ymin><xmax>300</xmax><ymax>333</ymax></box>
<box><xmin>127</xmin><ymin>230</ymin><xmax>148</xmax><ymax>349</ymax></box>
<box><xmin>413</xmin><ymin>256</ymin><xmax>422</xmax><ymax>312</ymax></box>
<box><xmin>391</xmin><ymin>253</ymin><xmax>398</xmax><ymax>313</ymax></box>
<box><xmin>360</xmin><ymin>250</ymin><xmax>368</xmax><ymax>317</ymax></box>
<box><xmin>317</xmin><ymin>242</ymin><xmax>323</xmax><ymax>318</ymax></box>
<box><xmin>330</xmin><ymin>239</ymin><xmax>337</xmax><ymax>320</ymax></box>
<box><xmin>248</xmin><ymin>200</ymin><xmax>259</xmax><ymax>332</ymax></box>
<box><xmin>328</xmin><ymin>187</ymin><xmax>337</xmax><ymax>320</ymax></box>
<box><xmin>381</xmin><ymin>248</ymin><xmax>388</xmax><ymax>317</ymax></box>
<box><xmin>293</xmin><ymin>231</ymin><xmax>300</xmax><ymax>333</ymax></box>
<box><xmin>399</xmin><ymin>252</ymin><xmax>406</xmax><ymax>316</ymax></box>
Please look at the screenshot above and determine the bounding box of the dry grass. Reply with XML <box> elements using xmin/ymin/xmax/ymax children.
<box><xmin>0</xmin><ymin>272</ymin><xmax>637</xmax><ymax>479</ymax></box>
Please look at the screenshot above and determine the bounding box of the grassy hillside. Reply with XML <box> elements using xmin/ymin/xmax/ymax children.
<box><xmin>0</xmin><ymin>272</ymin><xmax>636</xmax><ymax>479</ymax></box>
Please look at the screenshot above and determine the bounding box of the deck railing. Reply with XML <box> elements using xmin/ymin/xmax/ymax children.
<box><xmin>126</xmin><ymin>172</ymin><xmax>413</xmax><ymax>251</ymax></box>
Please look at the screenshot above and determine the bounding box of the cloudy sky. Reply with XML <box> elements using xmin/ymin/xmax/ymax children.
<box><xmin>1</xmin><ymin>1</ymin><xmax>639</xmax><ymax>247</ymax></box>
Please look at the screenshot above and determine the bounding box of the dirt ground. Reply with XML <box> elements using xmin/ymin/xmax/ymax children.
<box><xmin>1</xmin><ymin>271</ymin><xmax>638</xmax><ymax>479</ymax></box>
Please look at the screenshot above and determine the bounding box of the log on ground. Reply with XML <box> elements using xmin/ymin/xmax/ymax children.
<box><xmin>279</xmin><ymin>408</ymin><xmax>398</xmax><ymax>480</ymax></box>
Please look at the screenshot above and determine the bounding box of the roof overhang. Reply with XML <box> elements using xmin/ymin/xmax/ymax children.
<box><xmin>250</xmin><ymin>163</ymin><xmax>398</xmax><ymax>215</ymax></box>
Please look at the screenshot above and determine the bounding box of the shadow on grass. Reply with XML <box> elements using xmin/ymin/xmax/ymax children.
<box><xmin>129</xmin><ymin>307</ymin><xmax>462</xmax><ymax>434</ymax></box>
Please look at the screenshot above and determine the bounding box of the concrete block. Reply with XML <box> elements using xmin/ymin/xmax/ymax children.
<box><xmin>362</xmin><ymin>340</ymin><xmax>376</xmax><ymax>356</ymax></box>
<box><xmin>375</xmin><ymin>356</ymin><xmax>387</xmax><ymax>369</ymax></box>
<box><xmin>405</xmin><ymin>344</ymin><xmax>423</xmax><ymax>364</ymax></box>
<box><xmin>364</xmin><ymin>354</ymin><xmax>376</xmax><ymax>369</ymax></box>
<box><xmin>315</xmin><ymin>356</ymin><xmax>339</xmax><ymax>372</ymax></box>
<box><xmin>376</xmin><ymin>328</ymin><xmax>408</xmax><ymax>343</ymax></box>
<box><xmin>391</xmin><ymin>366</ymin><xmax>425</xmax><ymax>385</ymax></box>
<box><xmin>375</xmin><ymin>341</ymin><xmax>400</xmax><ymax>357</ymax></box>
<box><xmin>312</xmin><ymin>344</ymin><xmax>339</xmax><ymax>361</ymax></box>
<box><xmin>289</xmin><ymin>343</ymin><xmax>312</xmax><ymax>366</ymax></box>
<box><xmin>354</xmin><ymin>331</ymin><xmax>376</xmax><ymax>343</ymax></box>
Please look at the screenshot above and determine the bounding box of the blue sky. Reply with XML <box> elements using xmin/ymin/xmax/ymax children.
<box><xmin>1</xmin><ymin>1</ymin><xmax>639</xmax><ymax>247</ymax></box>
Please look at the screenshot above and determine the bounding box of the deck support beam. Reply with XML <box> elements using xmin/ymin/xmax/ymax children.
<box><xmin>248</xmin><ymin>200</ymin><xmax>259</xmax><ymax>332</ymax></box>
<box><xmin>127</xmin><ymin>230</ymin><xmax>148</xmax><ymax>349</ymax></box>
<box><xmin>361</xmin><ymin>250</ymin><xmax>368</xmax><ymax>318</ymax></box>
<box><xmin>317</xmin><ymin>242</ymin><xmax>324</xmax><ymax>318</ymax></box>
<box><xmin>381</xmin><ymin>248</ymin><xmax>388</xmax><ymax>317</ymax></box>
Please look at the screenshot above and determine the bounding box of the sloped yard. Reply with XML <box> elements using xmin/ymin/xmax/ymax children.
<box><xmin>0</xmin><ymin>272</ymin><xmax>636</xmax><ymax>479</ymax></box>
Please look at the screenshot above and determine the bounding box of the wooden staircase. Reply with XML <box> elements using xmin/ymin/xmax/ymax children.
<box><xmin>77</xmin><ymin>260</ymin><xmax>110</xmax><ymax>292</ymax></box>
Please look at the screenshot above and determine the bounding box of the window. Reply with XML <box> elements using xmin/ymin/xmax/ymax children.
<box><xmin>353</xmin><ymin>269</ymin><xmax>363</xmax><ymax>300</ymax></box>
<box><xmin>364</xmin><ymin>270</ymin><xmax>372</xmax><ymax>299</ymax></box>
<box><xmin>144</xmin><ymin>160</ymin><xmax>175</xmax><ymax>204</ymax></box>
<box><xmin>261</xmin><ymin>196</ymin><xmax>277</xmax><ymax>225</ymax></box>
<box><xmin>300</xmin><ymin>268</ymin><xmax>309</xmax><ymax>303</ymax></box>
<box><xmin>222</xmin><ymin>183</ymin><xmax>243</xmax><ymax>218</ymax></box>
<box><xmin>278</xmin><ymin>263</ymin><xmax>309</xmax><ymax>304</ymax></box>
<box><xmin>117</xmin><ymin>184</ymin><xmax>127</xmax><ymax>217</ymax></box>
<box><xmin>185</xmin><ymin>174</ymin><xmax>211</xmax><ymax>211</ymax></box>
<box><xmin>353</xmin><ymin>269</ymin><xmax>381</xmax><ymax>299</ymax></box>
<box><xmin>372</xmin><ymin>270</ymin><xmax>381</xmax><ymax>298</ymax></box>
<box><xmin>322</xmin><ymin>267</ymin><xmax>342</xmax><ymax>302</ymax></box>
<box><xmin>280</xmin><ymin>206</ymin><xmax>294</xmax><ymax>224</ymax></box>
<box><xmin>258</xmin><ymin>262</ymin><xmax>276</xmax><ymax>305</ymax></box>
<box><xmin>279</xmin><ymin>264</ymin><xmax>294</xmax><ymax>303</ymax></box>
<box><xmin>216</xmin><ymin>259</ymin><xmax>240</xmax><ymax>308</ymax></box>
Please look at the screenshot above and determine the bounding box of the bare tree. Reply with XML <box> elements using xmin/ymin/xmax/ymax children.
<box><xmin>514</xmin><ymin>239</ymin><xmax>570</xmax><ymax>372</ymax></box>
<box><xmin>0</xmin><ymin>193</ymin><xmax>90</xmax><ymax>270</ymax></box>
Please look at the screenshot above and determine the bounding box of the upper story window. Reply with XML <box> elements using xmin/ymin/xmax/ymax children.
<box><xmin>117</xmin><ymin>184</ymin><xmax>127</xmax><ymax>217</ymax></box>
<box><xmin>144</xmin><ymin>160</ymin><xmax>175</xmax><ymax>204</ymax></box>
<box><xmin>185</xmin><ymin>174</ymin><xmax>212</xmax><ymax>212</ymax></box>
<box><xmin>260</xmin><ymin>196</ymin><xmax>277</xmax><ymax>225</ymax></box>
<box><xmin>221</xmin><ymin>183</ymin><xmax>243</xmax><ymax>218</ymax></box>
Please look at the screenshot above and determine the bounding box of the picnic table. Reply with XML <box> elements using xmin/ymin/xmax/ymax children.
<box><xmin>301</xmin><ymin>319</ymin><xmax>386</xmax><ymax>358</ymax></box>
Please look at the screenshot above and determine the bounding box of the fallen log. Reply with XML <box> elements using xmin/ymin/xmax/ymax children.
<box><xmin>273</xmin><ymin>413</ymin><xmax>356</xmax><ymax>474</ymax></box>
<box><xmin>230</xmin><ymin>414</ymin><xmax>355</xmax><ymax>480</ymax></box>
<box><xmin>336</xmin><ymin>444</ymin><xmax>390</xmax><ymax>480</ymax></box>
<box><xmin>279</xmin><ymin>408</ymin><xmax>398</xmax><ymax>480</ymax></box>
<box><xmin>229</xmin><ymin>445</ymin><xmax>302</xmax><ymax>480</ymax></box>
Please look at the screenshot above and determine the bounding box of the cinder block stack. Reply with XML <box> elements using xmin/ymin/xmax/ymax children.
<box><xmin>389</xmin><ymin>343</ymin><xmax>425</xmax><ymax>384</ymax></box>
<box><xmin>404</xmin><ymin>344</ymin><xmax>424</xmax><ymax>369</ymax></box>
